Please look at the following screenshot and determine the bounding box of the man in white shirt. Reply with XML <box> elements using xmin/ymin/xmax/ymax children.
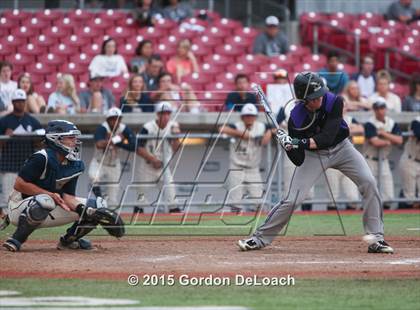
<box><xmin>351</xmin><ymin>56</ymin><xmax>376</xmax><ymax>98</ymax></box>
<box><xmin>0</xmin><ymin>61</ymin><xmax>17</xmax><ymax>115</ymax></box>
<box><xmin>369</xmin><ymin>74</ymin><xmax>402</xmax><ymax>113</ymax></box>
<box><xmin>266</xmin><ymin>69</ymin><xmax>294</xmax><ymax>115</ymax></box>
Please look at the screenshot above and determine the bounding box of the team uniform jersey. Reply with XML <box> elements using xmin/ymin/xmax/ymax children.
<box><xmin>364</xmin><ymin>116</ymin><xmax>401</xmax><ymax>159</ymax></box>
<box><xmin>18</xmin><ymin>148</ymin><xmax>84</xmax><ymax>198</ymax></box>
<box><xmin>288</xmin><ymin>92</ymin><xmax>349</xmax><ymax>150</ymax></box>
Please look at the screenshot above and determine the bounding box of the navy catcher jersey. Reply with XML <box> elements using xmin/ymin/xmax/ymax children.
<box><xmin>18</xmin><ymin>148</ymin><xmax>85</xmax><ymax>198</ymax></box>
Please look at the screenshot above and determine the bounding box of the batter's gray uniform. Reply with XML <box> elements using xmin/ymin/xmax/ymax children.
<box><xmin>399</xmin><ymin>117</ymin><xmax>420</xmax><ymax>201</ymax></box>
<box><xmin>250</xmin><ymin>92</ymin><xmax>384</xmax><ymax>247</ymax></box>
<box><xmin>225</xmin><ymin>121</ymin><xmax>268</xmax><ymax>209</ymax></box>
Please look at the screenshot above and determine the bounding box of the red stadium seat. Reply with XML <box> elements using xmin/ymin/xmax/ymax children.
<box><xmin>250</xmin><ymin>72</ymin><xmax>275</xmax><ymax>86</ymax></box>
<box><xmin>61</xmin><ymin>62</ymin><xmax>87</xmax><ymax>75</ymax></box>
<box><xmin>22</xmin><ymin>17</ymin><xmax>50</xmax><ymax>31</ymax></box>
<box><xmin>192</xmin><ymin>35</ymin><xmax>223</xmax><ymax>49</ymax></box>
<box><xmin>203</xmin><ymin>26</ymin><xmax>231</xmax><ymax>40</ymax></box>
<box><xmin>154</xmin><ymin>18</ymin><xmax>178</xmax><ymax>32</ymax></box>
<box><xmin>214</xmin><ymin>44</ymin><xmax>242</xmax><ymax>57</ymax></box>
<box><xmin>108</xmin><ymin>26</ymin><xmax>135</xmax><ymax>40</ymax></box>
<box><xmin>182</xmin><ymin>17</ymin><xmax>209</xmax><ymax>29</ymax></box>
<box><xmin>67</xmin><ymin>9</ymin><xmax>95</xmax><ymax>22</ymax></box>
<box><xmin>236</xmin><ymin>54</ymin><xmax>268</xmax><ymax>67</ymax></box>
<box><xmin>21</xmin><ymin>43</ymin><xmax>47</xmax><ymax>57</ymax></box>
<box><xmin>1</xmin><ymin>35</ymin><xmax>26</xmax><ymax>49</ymax></box>
<box><xmin>225</xmin><ymin>35</ymin><xmax>253</xmax><ymax>49</ymax></box>
<box><xmin>369</xmin><ymin>36</ymin><xmax>396</xmax><ymax>68</ymax></box>
<box><xmin>203</xmin><ymin>54</ymin><xmax>232</xmax><ymax>67</ymax></box>
<box><xmin>259</xmin><ymin>62</ymin><xmax>286</xmax><ymax>74</ymax></box>
<box><xmin>268</xmin><ymin>54</ymin><xmax>295</xmax><ymax>71</ymax></box>
<box><xmin>181</xmin><ymin>72</ymin><xmax>213</xmax><ymax>88</ymax></box>
<box><xmin>329</xmin><ymin>12</ymin><xmax>352</xmax><ymax>28</ymax></box>
<box><xmin>0</xmin><ymin>43</ymin><xmax>15</xmax><ymax>58</ymax></box>
<box><xmin>61</xmin><ymin>34</ymin><xmax>91</xmax><ymax>48</ymax></box>
<box><xmin>37</xmin><ymin>81</ymin><xmax>55</xmax><ymax>98</ymax></box>
<box><xmin>97</xmin><ymin>9</ymin><xmax>127</xmax><ymax>22</ymax></box>
<box><xmin>53</xmin><ymin>16</ymin><xmax>77</xmax><ymax>31</ymax></box>
<box><xmin>213</xmin><ymin>18</ymin><xmax>242</xmax><ymax>32</ymax></box>
<box><xmin>11</xmin><ymin>26</ymin><xmax>39</xmax><ymax>39</ymax></box>
<box><xmin>215</xmin><ymin>72</ymin><xmax>236</xmax><ymax>85</ymax></box>
<box><xmin>49</xmin><ymin>43</ymin><xmax>78</xmax><ymax>57</ymax></box>
<box><xmin>159</xmin><ymin>35</ymin><xmax>181</xmax><ymax>48</ymax></box>
<box><xmin>288</xmin><ymin>45</ymin><xmax>311</xmax><ymax>61</ymax></box>
<box><xmin>30</xmin><ymin>34</ymin><xmax>56</xmax><ymax>48</ymax></box>
<box><xmin>11</xmin><ymin>53</ymin><xmax>33</xmax><ymax>67</ymax></box>
<box><xmin>137</xmin><ymin>27</ymin><xmax>167</xmax><ymax>41</ymax></box>
<box><xmin>191</xmin><ymin>43</ymin><xmax>212</xmax><ymax>58</ymax></box>
<box><xmin>170</xmin><ymin>27</ymin><xmax>197</xmax><ymax>40</ymax></box>
<box><xmin>115</xmin><ymin>15</ymin><xmax>136</xmax><ymax>28</ymax></box>
<box><xmin>302</xmin><ymin>54</ymin><xmax>327</xmax><ymax>70</ymax></box>
<box><xmin>38</xmin><ymin>53</ymin><xmax>67</xmax><ymax>66</ymax></box>
<box><xmin>26</xmin><ymin>62</ymin><xmax>55</xmax><ymax>75</ymax></box>
<box><xmin>2</xmin><ymin>9</ymin><xmax>32</xmax><ymax>22</ymax></box>
<box><xmin>357</xmin><ymin>12</ymin><xmax>383</xmax><ymax>26</ymax></box>
<box><xmin>234</xmin><ymin>27</ymin><xmax>259</xmax><ymax>40</ymax></box>
<box><xmin>0</xmin><ymin>15</ymin><xmax>19</xmax><ymax>29</ymax></box>
<box><xmin>200</xmin><ymin>62</ymin><xmax>224</xmax><ymax>75</ymax></box>
<box><xmin>337</xmin><ymin>63</ymin><xmax>358</xmax><ymax>75</ymax></box>
<box><xmin>119</xmin><ymin>43</ymin><xmax>136</xmax><ymax>60</ymax></box>
<box><xmin>35</xmin><ymin>9</ymin><xmax>62</xmax><ymax>22</ymax></box>
<box><xmin>84</xmin><ymin>43</ymin><xmax>102</xmax><ymax>57</ymax></box>
<box><xmin>85</xmin><ymin>16</ymin><xmax>113</xmax><ymax>30</ymax></box>
<box><xmin>226</xmin><ymin>63</ymin><xmax>256</xmax><ymax>76</ymax></box>
<box><xmin>293</xmin><ymin>63</ymin><xmax>315</xmax><ymax>73</ymax></box>
<box><xmin>77</xmin><ymin>26</ymin><xmax>104</xmax><ymax>40</ymax></box>
<box><xmin>156</xmin><ymin>43</ymin><xmax>176</xmax><ymax>60</ymax></box>
<box><xmin>43</xmin><ymin>25</ymin><xmax>72</xmax><ymax>39</ymax></box>
<box><xmin>69</xmin><ymin>53</ymin><xmax>92</xmax><ymax>66</ymax></box>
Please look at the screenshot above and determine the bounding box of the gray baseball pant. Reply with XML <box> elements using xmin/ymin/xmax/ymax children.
<box><xmin>252</xmin><ymin>139</ymin><xmax>384</xmax><ymax>247</ymax></box>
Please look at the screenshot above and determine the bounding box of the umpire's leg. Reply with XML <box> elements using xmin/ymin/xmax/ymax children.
<box><xmin>331</xmin><ymin>139</ymin><xmax>384</xmax><ymax>239</ymax></box>
<box><xmin>252</xmin><ymin>151</ymin><xmax>326</xmax><ymax>246</ymax></box>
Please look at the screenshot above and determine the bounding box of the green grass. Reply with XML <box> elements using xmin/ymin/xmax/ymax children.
<box><xmin>1</xmin><ymin>212</ymin><xmax>418</xmax><ymax>239</ymax></box>
<box><xmin>0</xmin><ymin>278</ymin><xmax>419</xmax><ymax>310</ymax></box>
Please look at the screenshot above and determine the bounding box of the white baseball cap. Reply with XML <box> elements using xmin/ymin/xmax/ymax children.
<box><xmin>155</xmin><ymin>101</ymin><xmax>173</xmax><ymax>113</ymax></box>
<box><xmin>11</xmin><ymin>89</ymin><xmax>27</xmax><ymax>102</ymax></box>
<box><xmin>265</xmin><ymin>16</ymin><xmax>279</xmax><ymax>26</ymax></box>
<box><xmin>241</xmin><ymin>103</ymin><xmax>258</xmax><ymax>116</ymax></box>
<box><xmin>106</xmin><ymin>107</ymin><xmax>122</xmax><ymax>119</ymax></box>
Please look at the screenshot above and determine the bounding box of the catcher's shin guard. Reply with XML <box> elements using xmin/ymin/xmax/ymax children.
<box><xmin>60</xmin><ymin>219</ymin><xmax>97</xmax><ymax>245</ymax></box>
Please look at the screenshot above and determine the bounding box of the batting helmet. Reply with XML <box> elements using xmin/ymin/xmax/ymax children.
<box><xmin>293</xmin><ymin>72</ymin><xmax>328</xmax><ymax>101</ymax></box>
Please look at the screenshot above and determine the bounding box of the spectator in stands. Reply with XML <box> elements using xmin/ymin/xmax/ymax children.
<box><xmin>89</xmin><ymin>38</ymin><xmax>129</xmax><ymax>78</ymax></box>
<box><xmin>0</xmin><ymin>61</ymin><xmax>17</xmax><ymax>116</ymax></box>
<box><xmin>166</xmin><ymin>39</ymin><xmax>199</xmax><ymax>84</ymax></box>
<box><xmin>0</xmin><ymin>89</ymin><xmax>42</xmax><ymax>207</ymax></box>
<box><xmin>342</xmin><ymin>80</ymin><xmax>371</xmax><ymax>111</ymax></box>
<box><xmin>386</xmin><ymin>0</ymin><xmax>420</xmax><ymax>23</ymax></box>
<box><xmin>79</xmin><ymin>75</ymin><xmax>115</xmax><ymax>113</ymax></box>
<box><xmin>142</xmin><ymin>54</ymin><xmax>164</xmax><ymax>91</ymax></box>
<box><xmin>47</xmin><ymin>74</ymin><xmax>80</xmax><ymax>114</ymax></box>
<box><xmin>133</xmin><ymin>0</ymin><xmax>163</xmax><ymax>27</ymax></box>
<box><xmin>224</xmin><ymin>74</ymin><xmax>257</xmax><ymax>112</ymax></box>
<box><xmin>120</xmin><ymin>74</ymin><xmax>154</xmax><ymax>113</ymax></box>
<box><xmin>318</xmin><ymin>51</ymin><xmax>349</xmax><ymax>94</ymax></box>
<box><xmin>17</xmin><ymin>73</ymin><xmax>46</xmax><ymax>114</ymax></box>
<box><xmin>266</xmin><ymin>69</ymin><xmax>294</xmax><ymax>115</ymax></box>
<box><xmin>153</xmin><ymin>72</ymin><xmax>200</xmax><ymax>113</ymax></box>
<box><xmin>402</xmin><ymin>73</ymin><xmax>420</xmax><ymax>112</ymax></box>
<box><xmin>369</xmin><ymin>70</ymin><xmax>402</xmax><ymax>113</ymax></box>
<box><xmin>162</xmin><ymin>0</ymin><xmax>193</xmax><ymax>23</ymax></box>
<box><xmin>252</xmin><ymin>16</ymin><xmax>289</xmax><ymax>56</ymax></box>
<box><xmin>363</xmin><ymin>98</ymin><xmax>403</xmax><ymax>207</ymax></box>
<box><xmin>351</xmin><ymin>56</ymin><xmax>376</xmax><ymax>98</ymax></box>
<box><xmin>130</xmin><ymin>40</ymin><xmax>154</xmax><ymax>74</ymax></box>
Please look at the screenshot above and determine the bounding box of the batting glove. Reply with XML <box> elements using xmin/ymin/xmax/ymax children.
<box><xmin>275</xmin><ymin>130</ymin><xmax>294</xmax><ymax>151</ymax></box>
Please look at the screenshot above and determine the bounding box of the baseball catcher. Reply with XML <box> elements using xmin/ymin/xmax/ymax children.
<box><xmin>2</xmin><ymin>120</ymin><xmax>124</xmax><ymax>252</ymax></box>
<box><xmin>238</xmin><ymin>72</ymin><xmax>394</xmax><ymax>254</ymax></box>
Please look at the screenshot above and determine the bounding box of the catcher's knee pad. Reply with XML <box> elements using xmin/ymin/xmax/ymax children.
<box><xmin>10</xmin><ymin>194</ymin><xmax>56</xmax><ymax>245</ymax></box>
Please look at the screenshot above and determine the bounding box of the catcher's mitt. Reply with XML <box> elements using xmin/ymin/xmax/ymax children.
<box><xmin>89</xmin><ymin>208</ymin><xmax>125</xmax><ymax>238</ymax></box>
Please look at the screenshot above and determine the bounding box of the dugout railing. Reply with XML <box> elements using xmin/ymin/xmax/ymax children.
<box><xmin>0</xmin><ymin>131</ymin><xmax>418</xmax><ymax>212</ymax></box>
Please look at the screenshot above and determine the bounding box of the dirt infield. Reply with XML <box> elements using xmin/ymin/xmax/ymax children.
<box><xmin>1</xmin><ymin>236</ymin><xmax>420</xmax><ymax>280</ymax></box>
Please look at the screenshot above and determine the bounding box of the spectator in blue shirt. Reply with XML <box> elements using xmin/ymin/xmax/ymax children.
<box><xmin>318</xmin><ymin>51</ymin><xmax>349</xmax><ymax>95</ymax></box>
<box><xmin>224</xmin><ymin>74</ymin><xmax>257</xmax><ymax>112</ymax></box>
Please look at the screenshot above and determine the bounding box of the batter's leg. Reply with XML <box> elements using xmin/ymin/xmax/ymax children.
<box><xmin>331</xmin><ymin>140</ymin><xmax>384</xmax><ymax>239</ymax></box>
<box><xmin>248</xmin><ymin>152</ymin><xmax>327</xmax><ymax>247</ymax></box>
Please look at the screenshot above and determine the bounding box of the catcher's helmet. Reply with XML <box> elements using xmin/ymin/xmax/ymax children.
<box><xmin>45</xmin><ymin>120</ymin><xmax>81</xmax><ymax>161</ymax></box>
<box><xmin>293</xmin><ymin>72</ymin><xmax>328</xmax><ymax>101</ymax></box>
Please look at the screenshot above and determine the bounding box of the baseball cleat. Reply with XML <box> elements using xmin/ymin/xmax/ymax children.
<box><xmin>368</xmin><ymin>240</ymin><xmax>394</xmax><ymax>254</ymax></box>
<box><xmin>2</xmin><ymin>238</ymin><xmax>21</xmax><ymax>252</ymax></box>
<box><xmin>238</xmin><ymin>238</ymin><xmax>261</xmax><ymax>251</ymax></box>
<box><xmin>57</xmin><ymin>237</ymin><xmax>93</xmax><ymax>250</ymax></box>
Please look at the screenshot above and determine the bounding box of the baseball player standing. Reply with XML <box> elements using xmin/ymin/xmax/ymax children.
<box><xmin>219</xmin><ymin>103</ymin><xmax>272</xmax><ymax>212</ymax></box>
<box><xmin>399</xmin><ymin>116</ymin><xmax>420</xmax><ymax>208</ymax></box>
<box><xmin>136</xmin><ymin>102</ymin><xmax>181</xmax><ymax>213</ymax></box>
<box><xmin>238</xmin><ymin>72</ymin><xmax>394</xmax><ymax>253</ymax></box>
<box><xmin>2</xmin><ymin>120</ymin><xmax>124</xmax><ymax>251</ymax></box>
<box><xmin>363</xmin><ymin>98</ymin><xmax>403</xmax><ymax>206</ymax></box>
<box><xmin>88</xmin><ymin>107</ymin><xmax>136</xmax><ymax>206</ymax></box>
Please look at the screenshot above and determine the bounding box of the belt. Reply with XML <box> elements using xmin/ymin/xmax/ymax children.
<box><xmin>408</xmin><ymin>155</ymin><xmax>420</xmax><ymax>163</ymax></box>
<box><xmin>365</xmin><ymin>156</ymin><xmax>386</xmax><ymax>161</ymax></box>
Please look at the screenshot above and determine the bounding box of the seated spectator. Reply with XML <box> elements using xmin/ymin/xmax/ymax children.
<box><xmin>0</xmin><ymin>61</ymin><xmax>17</xmax><ymax>115</ymax></box>
<box><xmin>342</xmin><ymin>80</ymin><xmax>371</xmax><ymax>111</ymax></box>
<box><xmin>79</xmin><ymin>74</ymin><xmax>115</xmax><ymax>113</ymax></box>
<box><xmin>369</xmin><ymin>70</ymin><xmax>401</xmax><ymax>113</ymax></box>
<box><xmin>133</xmin><ymin>0</ymin><xmax>163</xmax><ymax>27</ymax></box>
<box><xmin>130</xmin><ymin>40</ymin><xmax>154</xmax><ymax>74</ymax></box>
<box><xmin>89</xmin><ymin>38</ymin><xmax>129</xmax><ymax>78</ymax></box>
<box><xmin>142</xmin><ymin>54</ymin><xmax>164</xmax><ymax>91</ymax></box>
<box><xmin>153</xmin><ymin>72</ymin><xmax>200</xmax><ymax>113</ymax></box>
<box><xmin>17</xmin><ymin>73</ymin><xmax>46</xmax><ymax>114</ymax></box>
<box><xmin>166</xmin><ymin>39</ymin><xmax>199</xmax><ymax>84</ymax></box>
<box><xmin>120</xmin><ymin>74</ymin><xmax>154</xmax><ymax>113</ymax></box>
<box><xmin>351</xmin><ymin>56</ymin><xmax>376</xmax><ymax>98</ymax></box>
<box><xmin>252</xmin><ymin>16</ymin><xmax>289</xmax><ymax>56</ymax></box>
<box><xmin>162</xmin><ymin>0</ymin><xmax>193</xmax><ymax>23</ymax></box>
<box><xmin>266</xmin><ymin>69</ymin><xmax>294</xmax><ymax>115</ymax></box>
<box><xmin>402</xmin><ymin>73</ymin><xmax>420</xmax><ymax>112</ymax></box>
<box><xmin>386</xmin><ymin>0</ymin><xmax>420</xmax><ymax>23</ymax></box>
<box><xmin>47</xmin><ymin>74</ymin><xmax>80</xmax><ymax>114</ymax></box>
<box><xmin>224</xmin><ymin>74</ymin><xmax>257</xmax><ymax>112</ymax></box>
<box><xmin>318</xmin><ymin>51</ymin><xmax>349</xmax><ymax>94</ymax></box>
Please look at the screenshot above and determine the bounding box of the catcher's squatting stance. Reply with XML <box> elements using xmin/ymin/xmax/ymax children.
<box><xmin>2</xmin><ymin>120</ymin><xmax>125</xmax><ymax>252</ymax></box>
<box><xmin>238</xmin><ymin>71</ymin><xmax>394</xmax><ymax>254</ymax></box>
